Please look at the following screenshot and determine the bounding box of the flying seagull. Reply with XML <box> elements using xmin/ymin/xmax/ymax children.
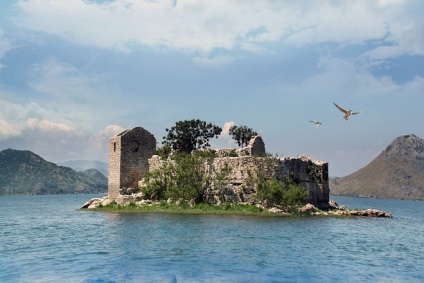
<box><xmin>333</xmin><ymin>102</ymin><xmax>360</xmax><ymax>120</ymax></box>
<box><xmin>309</xmin><ymin>121</ymin><xmax>322</xmax><ymax>126</ymax></box>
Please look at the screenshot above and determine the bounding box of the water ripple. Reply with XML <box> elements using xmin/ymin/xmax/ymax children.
<box><xmin>0</xmin><ymin>195</ymin><xmax>423</xmax><ymax>282</ymax></box>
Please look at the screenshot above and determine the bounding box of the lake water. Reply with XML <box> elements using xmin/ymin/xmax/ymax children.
<box><xmin>0</xmin><ymin>194</ymin><xmax>423</xmax><ymax>283</ymax></box>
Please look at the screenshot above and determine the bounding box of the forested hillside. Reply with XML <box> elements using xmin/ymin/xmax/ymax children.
<box><xmin>0</xmin><ymin>149</ymin><xmax>107</xmax><ymax>195</ymax></box>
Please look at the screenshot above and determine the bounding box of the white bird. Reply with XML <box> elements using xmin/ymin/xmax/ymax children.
<box><xmin>309</xmin><ymin>121</ymin><xmax>322</xmax><ymax>126</ymax></box>
<box><xmin>333</xmin><ymin>102</ymin><xmax>360</xmax><ymax>120</ymax></box>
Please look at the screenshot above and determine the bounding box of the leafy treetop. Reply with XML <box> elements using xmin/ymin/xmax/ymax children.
<box><xmin>229</xmin><ymin>125</ymin><xmax>258</xmax><ymax>147</ymax></box>
<box><xmin>162</xmin><ymin>119</ymin><xmax>222</xmax><ymax>153</ymax></box>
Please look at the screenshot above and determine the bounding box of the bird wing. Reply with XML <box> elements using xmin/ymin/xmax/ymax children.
<box><xmin>333</xmin><ymin>102</ymin><xmax>348</xmax><ymax>114</ymax></box>
<box><xmin>351</xmin><ymin>111</ymin><xmax>360</xmax><ymax>115</ymax></box>
<box><xmin>309</xmin><ymin>121</ymin><xmax>322</xmax><ymax>125</ymax></box>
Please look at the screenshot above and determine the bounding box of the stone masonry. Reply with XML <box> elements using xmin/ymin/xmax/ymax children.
<box><xmin>205</xmin><ymin>154</ymin><xmax>329</xmax><ymax>208</ymax></box>
<box><xmin>147</xmin><ymin>135</ymin><xmax>330</xmax><ymax>208</ymax></box>
<box><xmin>108</xmin><ymin>126</ymin><xmax>156</xmax><ymax>200</ymax></box>
<box><xmin>108</xmin><ymin>126</ymin><xmax>329</xmax><ymax>208</ymax></box>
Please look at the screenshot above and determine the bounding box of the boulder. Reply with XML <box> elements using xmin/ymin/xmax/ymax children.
<box><xmin>329</xmin><ymin>200</ymin><xmax>339</xmax><ymax>209</ymax></box>
<box><xmin>331</xmin><ymin>208</ymin><xmax>392</xmax><ymax>217</ymax></box>
<box><xmin>80</xmin><ymin>198</ymin><xmax>101</xmax><ymax>209</ymax></box>
<box><xmin>268</xmin><ymin>207</ymin><xmax>289</xmax><ymax>214</ymax></box>
<box><xmin>299</xmin><ymin>203</ymin><xmax>316</xmax><ymax>213</ymax></box>
<box><xmin>100</xmin><ymin>197</ymin><xmax>113</xmax><ymax>207</ymax></box>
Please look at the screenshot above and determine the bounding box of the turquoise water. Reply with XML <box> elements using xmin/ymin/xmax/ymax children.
<box><xmin>0</xmin><ymin>194</ymin><xmax>423</xmax><ymax>282</ymax></box>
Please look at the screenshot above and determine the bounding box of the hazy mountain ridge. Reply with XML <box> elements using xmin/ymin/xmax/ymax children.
<box><xmin>330</xmin><ymin>134</ymin><xmax>424</xmax><ymax>200</ymax></box>
<box><xmin>58</xmin><ymin>160</ymin><xmax>108</xmax><ymax>177</ymax></box>
<box><xmin>0</xmin><ymin>149</ymin><xmax>107</xmax><ymax>195</ymax></box>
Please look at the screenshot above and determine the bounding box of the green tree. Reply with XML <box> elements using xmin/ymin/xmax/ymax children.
<box><xmin>162</xmin><ymin>119</ymin><xmax>222</xmax><ymax>153</ymax></box>
<box><xmin>229</xmin><ymin>125</ymin><xmax>258</xmax><ymax>147</ymax></box>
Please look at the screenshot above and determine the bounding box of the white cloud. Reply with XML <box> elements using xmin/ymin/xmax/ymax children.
<box><xmin>90</xmin><ymin>124</ymin><xmax>125</xmax><ymax>148</ymax></box>
<box><xmin>87</xmin><ymin>124</ymin><xmax>125</xmax><ymax>160</ymax></box>
<box><xmin>362</xmin><ymin>20</ymin><xmax>424</xmax><ymax>60</ymax></box>
<box><xmin>0</xmin><ymin>115</ymin><xmax>111</xmax><ymax>162</ymax></box>
<box><xmin>0</xmin><ymin>119</ymin><xmax>24</xmax><ymax>140</ymax></box>
<box><xmin>211</xmin><ymin>121</ymin><xmax>236</xmax><ymax>149</ymax></box>
<box><xmin>24</xmin><ymin>57</ymin><xmax>124</xmax><ymax>132</ymax></box>
<box><xmin>0</xmin><ymin>100</ymin><xmax>46</xmax><ymax>121</ymax></box>
<box><xmin>25</xmin><ymin>118</ymin><xmax>75</xmax><ymax>132</ymax></box>
<box><xmin>220</xmin><ymin>121</ymin><xmax>235</xmax><ymax>138</ymax></box>
<box><xmin>284</xmin><ymin>2</ymin><xmax>387</xmax><ymax>46</ymax></box>
<box><xmin>104</xmin><ymin>124</ymin><xmax>126</xmax><ymax>137</ymax></box>
<box><xmin>14</xmin><ymin>0</ymin><xmax>423</xmax><ymax>60</ymax></box>
<box><xmin>0</xmin><ymin>117</ymin><xmax>76</xmax><ymax>140</ymax></box>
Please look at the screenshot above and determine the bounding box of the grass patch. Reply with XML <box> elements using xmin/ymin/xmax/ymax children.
<box><xmin>87</xmin><ymin>201</ymin><xmax>291</xmax><ymax>217</ymax></box>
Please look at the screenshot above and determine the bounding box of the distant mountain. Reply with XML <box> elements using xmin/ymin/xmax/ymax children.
<box><xmin>81</xmin><ymin>168</ymin><xmax>108</xmax><ymax>184</ymax></box>
<box><xmin>0</xmin><ymin>149</ymin><xmax>107</xmax><ymax>195</ymax></box>
<box><xmin>330</xmin><ymin>134</ymin><xmax>424</xmax><ymax>200</ymax></box>
<box><xmin>58</xmin><ymin>160</ymin><xmax>108</xmax><ymax>177</ymax></box>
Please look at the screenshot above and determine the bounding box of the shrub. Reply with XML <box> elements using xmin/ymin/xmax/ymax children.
<box><xmin>165</xmin><ymin>152</ymin><xmax>208</xmax><ymax>202</ymax></box>
<box><xmin>142</xmin><ymin>170</ymin><xmax>168</xmax><ymax>200</ymax></box>
<box><xmin>228</xmin><ymin>150</ymin><xmax>238</xmax><ymax>157</ymax></box>
<box><xmin>256</xmin><ymin>178</ymin><xmax>308</xmax><ymax>207</ymax></box>
<box><xmin>156</xmin><ymin>144</ymin><xmax>171</xmax><ymax>159</ymax></box>
<box><xmin>281</xmin><ymin>185</ymin><xmax>308</xmax><ymax>206</ymax></box>
<box><xmin>141</xmin><ymin>151</ymin><xmax>212</xmax><ymax>202</ymax></box>
<box><xmin>256</xmin><ymin>179</ymin><xmax>282</xmax><ymax>206</ymax></box>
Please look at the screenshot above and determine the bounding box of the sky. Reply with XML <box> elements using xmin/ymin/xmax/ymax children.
<box><xmin>0</xmin><ymin>0</ymin><xmax>423</xmax><ymax>177</ymax></box>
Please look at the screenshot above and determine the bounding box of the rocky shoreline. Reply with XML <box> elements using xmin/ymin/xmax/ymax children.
<box><xmin>81</xmin><ymin>196</ymin><xmax>392</xmax><ymax>218</ymax></box>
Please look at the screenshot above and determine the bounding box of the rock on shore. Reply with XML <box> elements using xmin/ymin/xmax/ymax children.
<box><xmin>81</xmin><ymin>196</ymin><xmax>392</xmax><ymax>218</ymax></box>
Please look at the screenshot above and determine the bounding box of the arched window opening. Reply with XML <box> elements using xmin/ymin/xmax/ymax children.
<box><xmin>132</xmin><ymin>141</ymin><xmax>140</xmax><ymax>152</ymax></box>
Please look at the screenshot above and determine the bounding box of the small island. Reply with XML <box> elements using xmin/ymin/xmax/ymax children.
<box><xmin>82</xmin><ymin>122</ymin><xmax>391</xmax><ymax>218</ymax></box>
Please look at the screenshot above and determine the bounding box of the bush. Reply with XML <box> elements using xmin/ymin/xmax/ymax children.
<box><xmin>156</xmin><ymin>145</ymin><xmax>171</xmax><ymax>159</ymax></box>
<box><xmin>228</xmin><ymin>150</ymin><xmax>238</xmax><ymax>157</ymax></box>
<box><xmin>256</xmin><ymin>179</ymin><xmax>285</xmax><ymax>207</ymax></box>
<box><xmin>256</xmin><ymin>179</ymin><xmax>308</xmax><ymax>207</ymax></box>
<box><xmin>166</xmin><ymin>152</ymin><xmax>207</xmax><ymax>202</ymax></box>
<box><xmin>141</xmin><ymin>151</ymin><xmax>212</xmax><ymax>202</ymax></box>
<box><xmin>281</xmin><ymin>185</ymin><xmax>308</xmax><ymax>206</ymax></box>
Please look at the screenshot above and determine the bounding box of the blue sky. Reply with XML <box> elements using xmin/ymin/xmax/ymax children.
<box><xmin>0</xmin><ymin>0</ymin><xmax>423</xmax><ymax>177</ymax></box>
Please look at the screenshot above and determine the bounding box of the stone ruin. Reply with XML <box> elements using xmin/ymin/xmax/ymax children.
<box><xmin>108</xmin><ymin>126</ymin><xmax>156</xmax><ymax>199</ymax></box>
<box><xmin>108</xmin><ymin>126</ymin><xmax>329</xmax><ymax>208</ymax></box>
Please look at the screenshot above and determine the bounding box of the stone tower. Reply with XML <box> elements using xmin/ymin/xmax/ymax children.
<box><xmin>248</xmin><ymin>135</ymin><xmax>266</xmax><ymax>156</ymax></box>
<box><xmin>108</xmin><ymin>126</ymin><xmax>156</xmax><ymax>200</ymax></box>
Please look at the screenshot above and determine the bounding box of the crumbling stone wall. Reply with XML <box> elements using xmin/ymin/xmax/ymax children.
<box><xmin>206</xmin><ymin>155</ymin><xmax>329</xmax><ymax>208</ymax></box>
<box><xmin>108</xmin><ymin>126</ymin><xmax>156</xmax><ymax>200</ymax></box>
<box><xmin>146</xmin><ymin>136</ymin><xmax>329</xmax><ymax>208</ymax></box>
<box><xmin>213</xmin><ymin>135</ymin><xmax>266</xmax><ymax>157</ymax></box>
